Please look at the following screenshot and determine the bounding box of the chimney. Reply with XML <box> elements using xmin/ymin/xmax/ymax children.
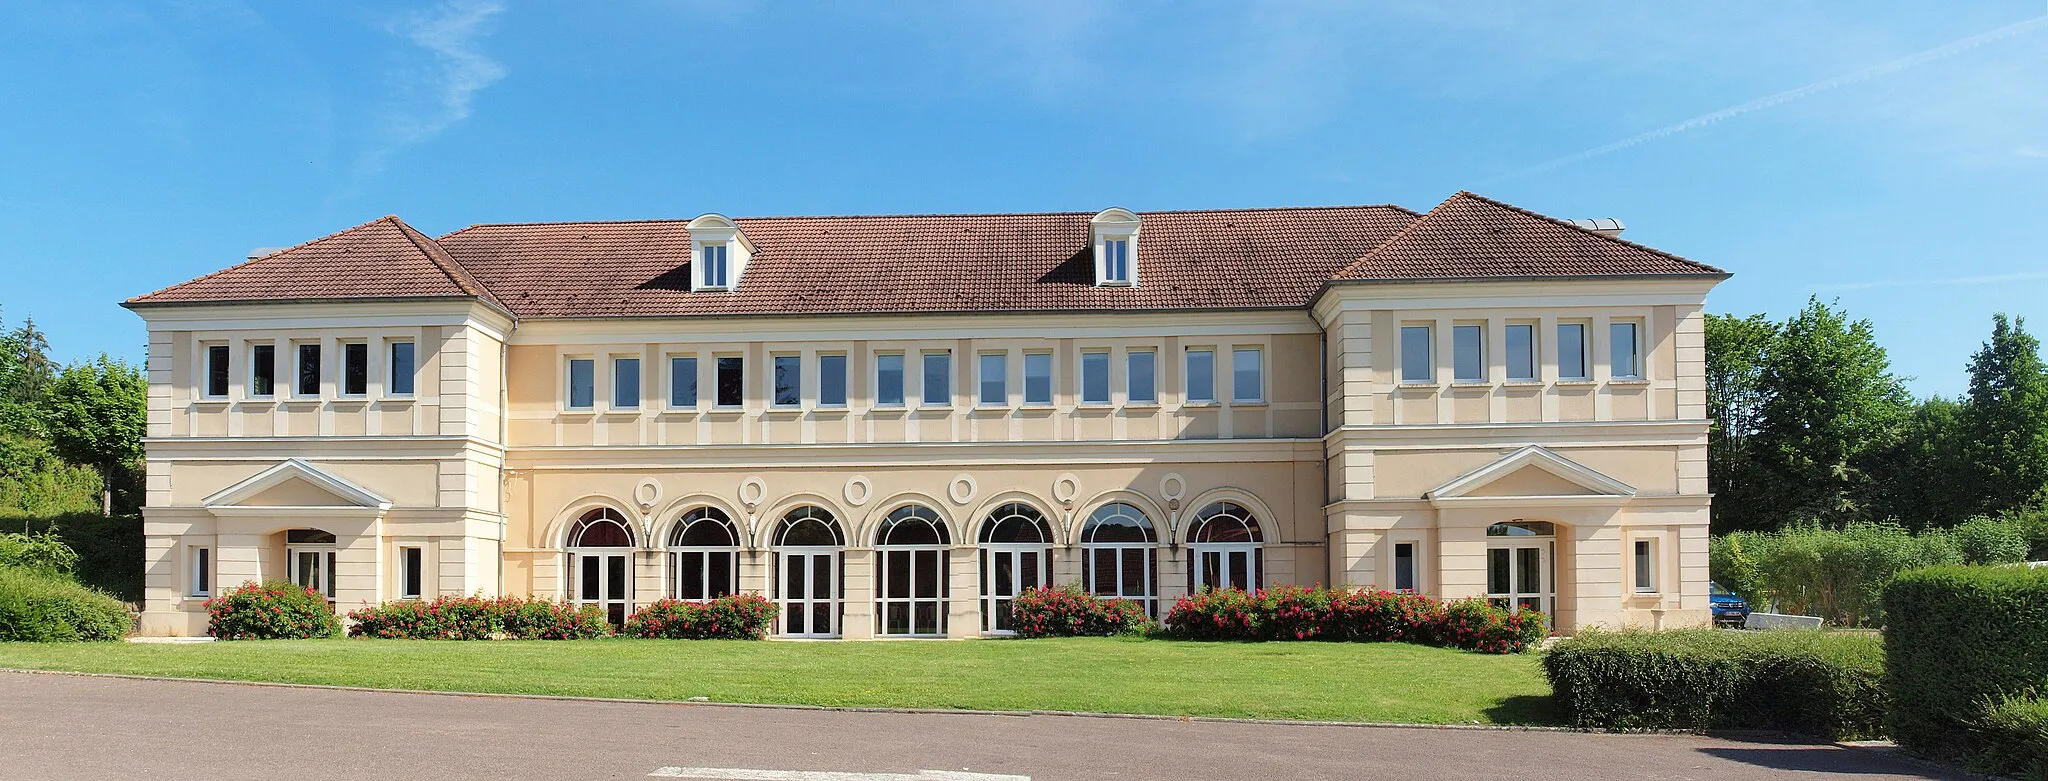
<box><xmin>1564</xmin><ymin>218</ymin><xmax>1625</xmax><ymax>238</ymax></box>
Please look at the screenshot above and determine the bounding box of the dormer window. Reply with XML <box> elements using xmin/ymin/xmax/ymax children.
<box><xmin>686</xmin><ymin>213</ymin><xmax>752</xmax><ymax>292</ymax></box>
<box><xmin>700</xmin><ymin>243</ymin><xmax>729</xmax><ymax>289</ymax></box>
<box><xmin>1090</xmin><ymin>207</ymin><xmax>1141</xmax><ymax>288</ymax></box>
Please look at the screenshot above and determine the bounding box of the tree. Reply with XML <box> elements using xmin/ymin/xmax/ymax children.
<box><xmin>1748</xmin><ymin>298</ymin><xmax>1913</xmax><ymax>526</ymax></box>
<box><xmin>1864</xmin><ymin>396</ymin><xmax>1974</xmax><ymax>529</ymax></box>
<box><xmin>0</xmin><ymin>309</ymin><xmax>55</xmax><ymax>440</ymax></box>
<box><xmin>1705</xmin><ymin>313</ymin><xmax>1778</xmax><ymax>532</ymax></box>
<box><xmin>45</xmin><ymin>356</ymin><xmax>146</xmax><ymax>516</ymax></box>
<box><xmin>1959</xmin><ymin>314</ymin><xmax>2048</xmax><ymax>515</ymax></box>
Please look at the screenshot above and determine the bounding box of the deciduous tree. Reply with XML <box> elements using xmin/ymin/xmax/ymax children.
<box><xmin>45</xmin><ymin>356</ymin><xmax>145</xmax><ymax>515</ymax></box>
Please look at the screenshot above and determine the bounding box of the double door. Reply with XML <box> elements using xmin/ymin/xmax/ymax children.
<box><xmin>572</xmin><ymin>551</ymin><xmax>631</xmax><ymax>629</ymax></box>
<box><xmin>981</xmin><ymin>545</ymin><xmax>1048</xmax><ymax>634</ymax></box>
<box><xmin>1486</xmin><ymin>542</ymin><xmax>1552</xmax><ymax>615</ymax></box>
<box><xmin>779</xmin><ymin>549</ymin><xmax>841</xmax><ymax>637</ymax></box>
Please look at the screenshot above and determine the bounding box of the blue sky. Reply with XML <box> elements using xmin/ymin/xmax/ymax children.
<box><xmin>3</xmin><ymin>1</ymin><xmax>2043</xmax><ymax>398</ymax></box>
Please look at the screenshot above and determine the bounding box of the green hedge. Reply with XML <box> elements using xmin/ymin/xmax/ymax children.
<box><xmin>1542</xmin><ymin>629</ymin><xmax>1886</xmax><ymax>740</ymax></box>
<box><xmin>0</xmin><ymin>564</ymin><xmax>130</xmax><ymax>641</ymax></box>
<box><xmin>1884</xmin><ymin>565</ymin><xmax>2048</xmax><ymax>763</ymax></box>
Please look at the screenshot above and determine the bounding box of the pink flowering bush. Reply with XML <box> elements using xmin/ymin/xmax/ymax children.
<box><xmin>1008</xmin><ymin>584</ymin><xmax>1152</xmax><ymax>637</ymax></box>
<box><xmin>494</xmin><ymin>596</ymin><xmax>609</xmax><ymax>640</ymax></box>
<box><xmin>206</xmin><ymin>581</ymin><xmax>340</xmax><ymax>640</ymax></box>
<box><xmin>1163</xmin><ymin>585</ymin><xmax>1549</xmax><ymax>654</ymax></box>
<box><xmin>624</xmin><ymin>594</ymin><xmax>778</xmax><ymax>640</ymax></box>
<box><xmin>345</xmin><ymin>595</ymin><xmax>609</xmax><ymax>640</ymax></box>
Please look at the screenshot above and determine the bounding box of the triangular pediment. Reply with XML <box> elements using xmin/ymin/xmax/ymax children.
<box><xmin>203</xmin><ymin>459</ymin><xmax>391</xmax><ymax>510</ymax></box>
<box><xmin>1428</xmin><ymin>446</ymin><xmax>1636</xmax><ymax>500</ymax></box>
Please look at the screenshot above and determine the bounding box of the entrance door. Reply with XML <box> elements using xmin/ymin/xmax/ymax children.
<box><xmin>1191</xmin><ymin>543</ymin><xmax>1261</xmax><ymax>592</ymax></box>
<box><xmin>287</xmin><ymin>546</ymin><xmax>335</xmax><ymax>600</ymax></box>
<box><xmin>573</xmin><ymin>552</ymin><xmax>631</xmax><ymax>629</ymax></box>
<box><xmin>779</xmin><ymin>549</ymin><xmax>840</xmax><ymax>637</ymax></box>
<box><xmin>980</xmin><ymin>545</ymin><xmax>1047</xmax><ymax>634</ymax></box>
<box><xmin>1486</xmin><ymin>543</ymin><xmax>1552</xmax><ymax>615</ymax></box>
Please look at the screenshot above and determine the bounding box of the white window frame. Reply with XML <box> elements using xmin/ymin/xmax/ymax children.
<box><xmin>875</xmin><ymin>353</ymin><xmax>907</xmax><ymax>408</ymax></box>
<box><xmin>1558</xmin><ymin>322</ymin><xmax>1591</xmax><ymax>381</ymax></box>
<box><xmin>977</xmin><ymin>352</ymin><xmax>1008</xmax><ymax>407</ymax></box>
<box><xmin>612</xmin><ymin>356</ymin><xmax>642</xmax><ymax>410</ymax></box>
<box><xmin>1611</xmin><ymin>320</ymin><xmax>1644</xmax><ymax>380</ymax></box>
<box><xmin>713</xmin><ymin>355</ymin><xmax>745</xmax><ymax>409</ymax></box>
<box><xmin>286</xmin><ymin>542</ymin><xmax>336</xmax><ymax>601</ymax></box>
<box><xmin>817</xmin><ymin>353</ymin><xmax>849</xmax><ymax>409</ymax></box>
<box><xmin>1185</xmin><ymin>348</ymin><xmax>1216</xmax><ymax>405</ymax></box>
<box><xmin>771</xmin><ymin>353</ymin><xmax>802</xmax><ymax>409</ymax></box>
<box><xmin>668</xmin><ymin>508</ymin><xmax>741</xmax><ymax>601</ymax></box>
<box><xmin>1079</xmin><ymin>349</ymin><xmax>1111</xmax><ymax>406</ymax></box>
<box><xmin>1633</xmin><ymin>537</ymin><xmax>1658</xmax><ymax>594</ymax></box>
<box><xmin>1400</xmin><ymin>325</ymin><xmax>1434</xmax><ymax>384</ymax></box>
<box><xmin>399</xmin><ymin>545</ymin><xmax>424</xmax><ymax>600</ymax></box>
<box><xmin>248</xmin><ymin>343</ymin><xmax>276</xmax><ymax>399</ymax></box>
<box><xmin>1126</xmin><ymin>349</ymin><xmax>1157</xmax><ymax>404</ymax></box>
<box><xmin>920</xmin><ymin>350</ymin><xmax>952</xmax><ymax>409</ymax></box>
<box><xmin>386</xmin><ymin>341</ymin><xmax>416</xmax><ymax>398</ymax></box>
<box><xmin>1390</xmin><ymin>538</ymin><xmax>1423</xmax><ymax>594</ymax></box>
<box><xmin>1022</xmin><ymin>351</ymin><xmax>1054</xmax><ymax>406</ymax></box>
<box><xmin>697</xmin><ymin>242</ymin><xmax>730</xmax><ymax>290</ymax></box>
<box><xmin>1505</xmin><ymin>323</ymin><xmax>1537</xmax><ymax>382</ymax></box>
<box><xmin>1091</xmin><ymin>209</ymin><xmax>1141</xmax><ymax>288</ymax></box>
<box><xmin>188</xmin><ymin>545</ymin><xmax>211</xmax><ymax>597</ymax></box>
<box><xmin>1230</xmin><ymin>347</ymin><xmax>1264</xmax><ymax>404</ymax></box>
<box><xmin>200</xmin><ymin>343</ymin><xmax>230</xmax><ymax>399</ymax></box>
<box><xmin>338</xmin><ymin>341</ymin><xmax>370</xmax><ymax>398</ymax></box>
<box><xmin>667</xmin><ymin>355</ymin><xmax>699</xmax><ymax>410</ymax></box>
<box><xmin>293</xmin><ymin>342</ymin><xmax>323</xmax><ymax>399</ymax></box>
<box><xmin>1451</xmin><ymin>324</ymin><xmax>1486</xmax><ymax>384</ymax></box>
<box><xmin>565</xmin><ymin>356</ymin><xmax>596</xmax><ymax>411</ymax></box>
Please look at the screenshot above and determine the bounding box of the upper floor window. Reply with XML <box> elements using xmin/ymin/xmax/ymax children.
<box><xmin>715</xmin><ymin>356</ymin><xmax>744</xmax><ymax>407</ymax></box>
<box><xmin>1452</xmin><ymin>325</ymin><xmax>1484</xmax><ymax>383</ymax></box>
<box><xmin>296</xmin><ymin>343</ymin><xmax>322</xmax><ymax>397</ymax></box>
<box><xmin>819</xmin><ymin>354</ymin><xmax>848</xmax><ymax>407</ymax></box>
<box><xmin>1186</xmin><ymin>349</ymin><xmax>1215</xmax><ymax>404</ymax></box>
<box><xmin>341</xmin><ymin>342</ymin><xmax>368</xmax><ymax>396</ymax></box>
<box><xmin>772</xmin><ymin>355</ymin><xmax>800</xmax><ymax>407</ymax></box>
<box><xmin>1505</xmin><ymin>324</ymin><xmax>1536</xmax><ymax>382</ymax></box>
<box><xmin>921</xmin><ymin>351</ymin><xmax>951</xmax><ymax>408</ymax></box>
<box><xmin>1400</xmin><ymin>326</ymin><xmax>1432</xmax><ymax>383</ymax></box>
<box><xmin>876</xmin><ymin>354</ymin><xmax>906</xmax><ymax>407</ymax></box>
<box><xmin>1559</xmin><ymin>323</ymin><xmax>1589</xmax><ymax>380</ymax></box>
<box><xmin>249</xmin><ymin>344</ymin><xmax>275</xmax><ymax>398</ymax></box>
<box><xmin>1128</xmin><ymin>350</ymin><xmax>1156</xmax><ymax>404</ymax></box>
<box><xmin>1023</xmin><ymin>352</ymin><xmax>1053</xmax><ymax>406</ymax></box>
<box><xmin>699</xmin><ymin>243</ymin><xmax>729</xmax><ymax>289</ymax></box>
<box><xmin>1081</xmin><ymin>350</ymin><xmax>1110</xmax><ymax>405</ymax></box>
<box><xmin>1611</xmin><ymin>321</ymin><xmax>1642</xmax><ymax>379</ymax></box>
<box><xmin>687</xmin><ymin>213</ymin><xmax>749</xmax><ymax>291</ymax></box>
<box><xmin>979</xmin><ymin>353</ymin><xmax>1007</xmax><ymax>407</ymax></box>
<box><xmin>204</xmin><ymin>344</ymin><xmax>230</xmax><ymax>398</ymax></box>
<box><xmin>1102</xmin><ymin>239</ymin><xmax>1131</xmax><ymax>285</ymax></box>
<box><xmin>1091</xmin><ymin>207</ymin><xmax>1140</xmax><ymax>287</ymax></box>
<box><xmin>388</xmin><ymin>342</ymin><xmax>415</xmax><ymax>396</ymax></box>
<box><xmin>567</xmin><ymin>358</ymin><xmax>595</xmax><ymax>409</ymax></box>
<box><xmin>614</xmin><ymin>357</ymin><xmax>641</xmax><ymax>409</ymax></box>
<box><xmin>1231</xmin><ymin>348</ymin><xmax>1263</xmax><ymax>403</ymax></box>
<box><xmin>670</xmin><ymin>356</ymin><xmax>698</xmax><ymax>408</ymax></box>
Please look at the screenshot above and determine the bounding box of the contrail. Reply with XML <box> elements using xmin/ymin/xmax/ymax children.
<box><xmin>1813</xmin><ymin>270</ymin><xmax>2048</xmax><ymax>292</ymax></box>
<box><xmin>1493</xmin><ymin>13</ymin><xmax>2048</xmax><ymax>180</ymax></box>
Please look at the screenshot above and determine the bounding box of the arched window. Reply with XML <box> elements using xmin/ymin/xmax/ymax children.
<box><xmin>667</xmin><ymin>507</ymin><xmax>739</xmax><ymax>601</ymax></box>
<box><xmin>285</xmin><ymin>528</ymin><xmax>336</xmax><ymax>600</ymax></box>
<box><xmin>566</xmin><ymin>508</ymin><xmax>635</xmax><ymax>628</ymax></box>
<box><xmin>1187</xmin><ymin>501</ymin><xmax>1263</xmax><ymax>593</ymax></box>
<box><xmin>874</xmin><ymin>504</ymin><xmax>949</xmax><ymax>637</ymax></box>
<box><xmin>1081</xmin><ymin>502</ymin><xmax>1158</xmax><ymax>616</ymax></box>
<box><xmin>978</xmin><ymin>502</ymin><xmax>1052</xmax><ymax>634</ymax></box>
<box><xmin>773</xmin><ymin>505</ymin><xmax>844</xmax><ymax>637</ymax></box>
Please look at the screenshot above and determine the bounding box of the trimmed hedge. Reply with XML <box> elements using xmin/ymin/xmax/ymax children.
<box><xmin>1542</xmin><ymin>629</ymin><xmax>1886</xmax><ymax>740</ymax></box>
<box><xmin>1885</xmin><ymin>565</ymin><xmax>2048</xmax><ymax>764</ymax></box>
<box><xmin>1007</xmin><ymin>584</ymin><xmax>1151</xmax><ymax>637</ymax></box>
<box><xmin>1974</xmin><ymin>691</ymin><xmax>2048</xmax><ymax>780</ymax></box>
<box><xmin>1162</xmin><ymin>585</ymin><xmax>1548</xmax><ymax>654</ymax></box>
<box><xmin>346</xmin><ymin>595</ymin><xmax>610</xmax><ymax>640</ymax></box>
<box><xmin>206</xmin><ymin>581</ymin><xmax>341</xmax><ymax>640</ymax></box>
<box><xmin>625</xmin><ymin>595</ymin><xmax>778</xmax><ymax>639</ymax></box>
<box><xmin>0</xmin><ymin>564</ymin><xmax>129</xmax><ymax>642</ymax></box>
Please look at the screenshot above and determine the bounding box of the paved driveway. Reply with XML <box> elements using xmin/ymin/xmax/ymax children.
<box><xmin>0</xmin><ymin>671</ymin><xmax>1967</xmax><ymax>781</ymax></box>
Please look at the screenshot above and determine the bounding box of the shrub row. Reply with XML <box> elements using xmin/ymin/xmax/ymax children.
<box><xmin>206</xmin><ymin>581</ymin><xmax>341</xmax><ymax>640</ymax></box>
<box><xmin>0</xmin><ymin>564</ymin><xmax>129</xmax><ymax>642</ymax></box>
<box><xmin>1973</xmin><ymin>691</ymin><xmax>2048</xmax><ymax>781</ymax></box>
<box><xmin>1542</xmin><ymin>629</ymin><xmax>1886</xmax><ymax>740</ymax></box>
<box><xmin>622</xmin><ymin>595</ymin><xmax>777</xmax><ymax>639</ymax></box>
<box><xmin>1709</xmin><ymin>520</ymin><xmax>2028</xmax><ymax>627</ymax></box>
<box><xmin>1884</xmin><ymin>565</ymin><xmax>2048</xmax><ymax>770</ymax></box>
<box><xmin>1006</xmin><ymin>584</ymin><xmax>1151</xmax><ymax>637</ymax></box>
<box><xmin>1160</xmin><ymin>585</ymin><xmax>1548</xmax><ymax>654</ymax></box>
<box><xmin>344</xmin><ymin>594</ymin><xmax>777</xmax><ymax>640</ymax></box>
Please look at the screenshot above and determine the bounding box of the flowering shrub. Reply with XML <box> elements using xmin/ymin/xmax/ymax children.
<box><xmin>624</xmin><ymin>594</ymin><xmax>778</xmax><ymax>639</ymax></box>
<box><xmin>493</xmin><ymin>596</ymin><xmax>610</xmax><ymax>640</ymax></box>
<box><xmin>347</xmin><ymin>595</ymin><xmax>610</xmax><ymax>640</ymax></box>
<box><xmin>1007</xmin><ymin>584</ymin><xmax>1152</xmax><ymax>637</ymax></box>
<box><xmin>1163</xmin><ymin>586</ymin><xmax>1548</xmax><ymax>654</ymax></box>
<box><xmin>206</xmin><ymin>580</ymin><xmax>340</xmax><ymax>640</ymax></box>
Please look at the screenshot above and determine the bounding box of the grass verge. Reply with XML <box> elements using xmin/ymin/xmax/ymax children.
<box><xmin>0</xmin><ymin>636</ymin><xmax>1557</xmax><ymax>725</ymax></box>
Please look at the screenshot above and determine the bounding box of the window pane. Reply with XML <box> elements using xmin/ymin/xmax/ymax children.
<box><xmin>670</xmin><ymin>357</ymin><xmax>697</xmax><ymax>408</ymax></box>
<box><xmin>702</xmin><ymin>244</ymin><xmax>727</xmax><ymax>287</ymax></box>
<box><xmin>708</xmin><ymin>552</ymin><xmax>733</xmax><ymax>598</ymax></box>
<box><xmin>614</xmin><ymin>358</ymin><xmax>641</xmax><ymax>409</ymax></box>
<box><xmin>206</xmin><ymin>345</ymin><xmax>230</xmax><ymax>397</ymax></box>
<box><xmin>567</xmin><ymin>359</ymin><xmax>594</xmax><ymax>409</ymax></box>
<box><xmin>1394</xmin><ymin>543</ymin><xmax>1415</xmax><ymax>592</ymax></box>
<box><xmin>1400</xmin><ymin>326</ymin><xmax>1432</xmax><ymax>382</ymax></box>
<box><xmin>877</xmin><ymin>354</ymin><xmax>905</xmax><ymax>406</ymax></box>
<box><xmin>979</xmin><ymin>353</ymin><xmax>1006</xmax><ymax>406</ymax></box>
<box><xmin>250</xmin><ymin>345</ymin><xmax>274</xmax><ymax>397</ymax></box>
<box><xmin>716</xmin><ymin>357</ymin><xmax>743</xmax><ymax>407</ymax></box>
<box><xmin>1023</xmin><ymin>353</ymin><xmax>1052</xmax><ymax>405</ymax></box>
<box><xmin>342</xmin><ymin>343</ymin><xmax>368</xmax><ymax>395</ymax></box>
<box><xmin>1127</xmin><ymin>351</ymin><xmax>1156</xmax><ymax>403</ymax></box>
<box><xmin>1516</xmin><ymin>548</ymin><xmax>1541</xmax><ymax>594</ymax></box>
<box><xmin>1232</xmin><ymin>348</ymin><xmax>1261</xmax><ymax>402</ymax></box>
<box><xmin>773</xmin><ymin>355</ymin><xmax>800</xmax><ymax>406</ymax></box>
<box><xmin>1611</xmin><ymin>322</ymin><xmax>1641</xmax><ymax>378</ymax></box>
<box><xmin>608</xmin><ymin>555</ymin><xmax>628</xmax><ymax>600</ymax></box>
<box><xmin>1452</xmin><ymin>325</ymin><xmax>1483</xmax><ymax>382</ymax></box>
<box><xmin>818</xmin><ymin>355</ymin><xmax>846</xmax><ymax>407</ymax></box>
<box><xmin>1559</xmin><ymin>324</ymin><xmax>1587</xmax><ymax>379</ymax></box>
<box><xmin>1635</xmin><ymin>540</ymin><xmax>1653</xmax><ymax>591</ymax></box>
<box><xmin>921</xmin><ymin>352</ymin><xmax>950</xmax><ymax>407</ymax></box>
<box><xmin>1487</xmin><ymin>548</ymin><xmax>1510</xmax><ymax>594</ymax></box>
<box><xmin>297</xmin><ymin>344</ymin><xmax>322</xmax><ymax>396</ymax></box>
<box><xmin>402</xmin><ymin>547</ymin><xmax>422</xmax><ymax>598</ymax></box>
<box><xmin>1186</xmin><ymin>350</ymin><xmax>1214</xmax><ymax>403</ymax></box>
<box><xmin>388</xmin><ymin>343</ymin><xmax>415</xmax><ymax>395</ymax></box>
<box><xmin>1505</xmin><ymin>325</ymin><xmax>1534</xmax><ymax>381</ymax></box>
<box><xmin>1081</xmin><ymin>351</ymin><xmax>1110</xmax><ymax>404</ymax></box>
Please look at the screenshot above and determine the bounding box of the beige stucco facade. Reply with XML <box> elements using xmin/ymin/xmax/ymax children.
<box><xmin>132</xmin><ymin>277</ymin><xmax>1717</xmax><ymax>637</ymax></box>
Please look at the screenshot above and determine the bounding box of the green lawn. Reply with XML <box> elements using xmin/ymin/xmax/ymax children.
<box><xmin>0</xmin><ymin>637</ymin><xmax>1558</xmax><ymax>725</ymax></box>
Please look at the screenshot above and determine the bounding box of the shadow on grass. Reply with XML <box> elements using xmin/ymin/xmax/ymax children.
<box><xmin>1480</xmin><ymin>694</ymin><xmax>1563</xmax><ymax>726</ymax></box>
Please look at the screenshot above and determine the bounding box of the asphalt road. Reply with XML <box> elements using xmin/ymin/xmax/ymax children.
<box><xmin>0</xmin><ymin>671</ymin><xmax>1969</xmax><ymax>781</ymax></box>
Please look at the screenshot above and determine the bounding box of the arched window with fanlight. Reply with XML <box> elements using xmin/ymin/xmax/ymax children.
<box><xmin>1186</xmin><ymin>501</ymin><xmax>1263</xmax><ymax>593</ymax></box>
<box><xmin>667</xmin><ymin>507</ymin><xmax>739</xmax><ymax>601</ymax></box>
<box><xmin>1081</xmin><ymin>503</ymin><xmax>1158</xmax><ymax>616</ymax></box>
<box><xmin>978</xmin><ymin>502</ymin><xmax>1052</xmax><ymax>634</ymax></box>
<box><xmin>874</xmin><ymin>504</ymin><xmax>950</xmax><ymax>637</ymax></box>
<box><xmin>773</xmin><ymin>505</ymin><xmax>845</xmax><ymax>638</ymax></box>
<box><xmin>566</xmin><ymin>508</ymin><xmax>636</xmax><ymax>629</ymax></box>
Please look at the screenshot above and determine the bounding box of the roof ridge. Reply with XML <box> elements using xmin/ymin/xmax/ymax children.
<box><xmin>126</xmin><ymin>215</ymin><xmax>407</xmax><ymax>304</ymax></box>
<box><xmin>438</xmin><ymin>203</ymin><xmax>1414</xmax><ymax>234</ymax></box>
<box><xmin>387</xmin><ymin>217</ymin><xmax>513</xmax><ymax>317</ymax></box>
<box><xmin>1332</xmin><ymin>196</ymin><xmax>1449</xmax><ymax>279</ymax></box>
<box><xmin>1445</xmin><ymin>191</ymin><xmax>1727</xmax><ymax>275</ymax></box>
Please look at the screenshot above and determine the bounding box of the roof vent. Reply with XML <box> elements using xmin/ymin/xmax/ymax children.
<box><xmin>1565</xmin><ymin>218</ymin><xmax>1625</xmax><ymax>238</ymax></box>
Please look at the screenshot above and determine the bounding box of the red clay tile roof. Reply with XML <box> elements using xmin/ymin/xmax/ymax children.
<box><xmin>1332</xmin><ymin>192</ymin><xmax>1726</xmax><ymax>282</ymax></box>
<box><xmin>124</xmin><ymin>216</ymin><xmax>507</xmax><ymax>312</ymax></box>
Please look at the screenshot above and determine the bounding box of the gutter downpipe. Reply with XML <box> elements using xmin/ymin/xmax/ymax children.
<box><xmin>498</xmin><ymin>320</ymin><xmax>513</xmax><ymax>599</ymax></box>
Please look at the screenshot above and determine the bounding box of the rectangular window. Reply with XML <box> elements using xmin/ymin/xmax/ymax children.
<box><xmin>1611</xmin><ymin>321</ymin><xmax>1642</xmax><ymax>379</ymax></box>
<box><xmin>341</xmin><ymin>342</ymin><xmax>368</xmax><ymax>396</ymax></box>
<box><xmin>1393</xmin><ymin>542</ymin><xmax>1416</xmax><ymax>593</ymax></box>
<box><xmin>1231</xmin><ymin>347</ymin><xmax>1262</xmax><ymax>403</ymax></box>
<box><xmin>1103</xmin><ymin>238</ymin><xmax>1131</xmax><ymax>284</ymax></box>
<box><xmin>190</xmin><ymin>547</ymin><xmax>210</xmax><ymax>597</ymax></box>
<box><xmin>1634</xmin><ymin>539</ymin><xmax>1655</xmax><ymax>593</ymax></box>
<box><xmin>1080</xmin><ymin>350</ymin><xmax>1110</xmax><ymax>405</ymax></box>
<box><xmin>1400</xmin><ymin>326</ymin><xmax>1433</xmax><ymax>383</ymax></box>
<box><xmin>700</xmin><ymin>243</ymin><xmax>728</xmax><ymax>288</ymax></box>
<box><xmin>1559</xmin><ymin>323</ymin><xmax>1589</xmax><ymax>380</ymax></box>
<box><xmin>715</xmin><ymin>356</ymin><xmax>743</xmax><ymax>407</ymax></box>
<box><xmin>1023</xmin><ymin>352</ymin><xmax>1052</xmax><ymax>406</ymax></box>
<box><xmin>567</xmin><ymin>358</ymin><xmax>594</xmax><ymax>409</ymax></box>
<box><xmin>248</xmin><ymin>344</ymin><xmax>274</xmax><ymax>397</ymax></box>
<box><xmin>669</xmin><ymin>357</ymin><xmax>698</xmax><ymax>408</ymax></box>
<box><xmin>401</xmin><ymin>546</ymin><xmax>423</xmax><ymax>599</ymax></box>
<box><xmin>772</xmin><ymin>355</ymin><xmax>800</xmax><ymax>407</ymax></box>
<box><xmin>1452</xmin><ymin>325</ymin><xmax>1484</xmax><ymax>383</ymax></box>
<box><xmin>1185</xmin><ymin>349</ymin><xmax>1215</xmax><ymax>403</ymax></box>
<box><xmin>388</xmin><ymin>342</ymin><xmax>415</xmax><ymax>396</ymax></box>
<box><xmin>613</xmin><ymin>357</ymin><xmax>641</xmax><ymax>409</ymax></box>
<box><xmin>1127</xmin><ymin>350</ymin><xmax>1156</xmax><ymax>404</ymax></box>
<box><xmin>978</xmin><ymin>353</ymin><xmax>1007</xmax><ymax>406</ymax></box>
<box><xmin>1505</xmin><ymin>324</ymin><xmax>1535</xmax><ymax>381</ymax></box>
<box><xmin>204</xmin><ymin>345</ymin><xmax>230</xmax><ymax>397</ymax></box>
<box><xmin>818</xmin><ymin>354</ymin><xmax>847</xmax><ymax>407</ymax></box>
<box><xmin>876</xmin><ymin>354</ymin><xmax>905</xmax><ymax>407</ymax></box>
<box><xmin>296</xmin><ymin>343</ymin><xmax>322</xmax><ymax>397</ymax></box>
<box><xmin>921</xmin><ymin>351</ymin><xmax>951</xmax><ymax>407</ymax></box>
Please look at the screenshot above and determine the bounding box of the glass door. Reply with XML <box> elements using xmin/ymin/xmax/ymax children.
<box><xmin>1190</xmin><ymin>543</ymin><xmax>1262</xmax><ymax>592</ymax></box>
<box><xmin>1486</xmin><ymin>543</ymin><xmax>1552</xmax><ymax>615</ymax></box>
<box><xmin>286</xmin><ymin>546</ymin><xmax>335</xmax><ymax>600</ymax></box>
<box><xmin>779</xmin><ymin>549</ymin><xmax>840</xmax><ymax>637</ymax></box>
<box><xmin>573</xmin><ymin>552</ymin><xmax>631</xmax><ymax>629</ymax></box>
<box><xmin>980</xmin><ymin>544</ymin><xmax>1047</xmax><ymax>634</ymax></box>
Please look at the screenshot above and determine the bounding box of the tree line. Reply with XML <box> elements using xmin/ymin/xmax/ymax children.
<box><xmin>0</xmin><ymin>308</ymin><xmax>146</xmax><ymax>520</ymax></box>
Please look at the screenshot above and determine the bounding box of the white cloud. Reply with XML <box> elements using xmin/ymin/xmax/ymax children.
<box><xmin>356</xmin><ymin>0</ymin><xmax>507</xmax><ymax>176</ymax></box>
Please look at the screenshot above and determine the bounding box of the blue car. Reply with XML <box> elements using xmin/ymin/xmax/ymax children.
<box><xmin>1710</xmin><ymin>581</ymin><xmax>1750</xmax><ymax>627</ymax></box>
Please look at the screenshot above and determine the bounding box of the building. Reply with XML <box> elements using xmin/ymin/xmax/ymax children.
<box><xmin>124</xmin><ymin>191</ymin><xmax>1727</xmax><ymax>638</ymax></box>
